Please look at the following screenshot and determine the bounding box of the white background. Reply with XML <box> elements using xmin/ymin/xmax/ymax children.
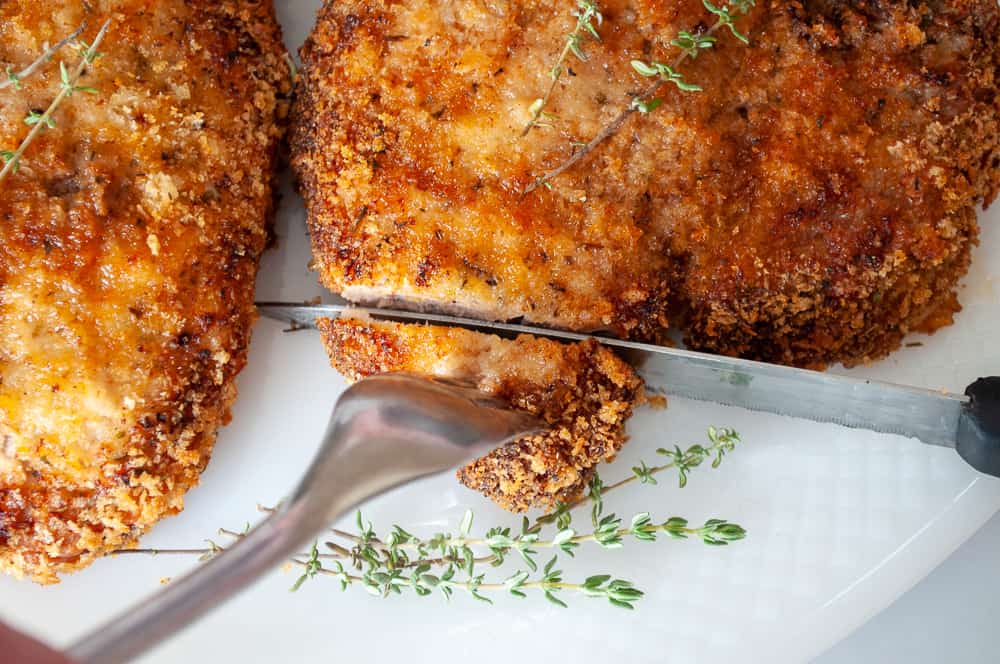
<box><xmin>819</xmin><ymin>512</ymin><xmax>1000</xmax><ymax>662</ymax></box>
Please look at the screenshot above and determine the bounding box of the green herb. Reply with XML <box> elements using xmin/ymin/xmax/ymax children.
<box><xmin>75</xmin><ymin>38</ymin><xmax>104</xmax><ymax>64</ymax></box>
<box><xmin>703</xmin><ymin>0</ymin><xmax>753</xmax><ymax>44</ymax></box>
<box><xmin>290</xmin><ymin>541</ymin><xmax>323</xmax><ymax>592</ymax></box>
<box><xmin>659</xmin><ymin>425</ymin><xmax>740</xmax><ymax>487</ymax></box>
<box><xmin>24</xmin><ymin>110</ymin><xmax>56</xmax><ymax>128</ymax></box>
<box><xmin>0</xmin><ymin>23</ymin><xmax>86</xmax><ymax>91</ymax></box>
<box><xmin>283</xmin><ymin>52</ymin><xmax>299</xmax><ymax>84</ymax></box>
<box><xmin>0</xmin><ymin>150</ymin><xmax>19</xmax><ymax>174</ymax></box>
<box><xmin>671</xmin><ymin>30</ymin><xmax>718</xmax><ymax>58</ymax></box>
<box><xmin>0</xmin><ymin>19</ymin><xmax>110</xmax><ymax>184</ymax></box>
<box><xmin>631</xmin><ymin>460</ymin><xmax>658</xmax><ymax>484</ymax></box>
<box><xmin>522</xmin><ymin>0</ymin><xmax>603</xmax><ymax>136</ymax></box>
<box><xmin>630</xmin><ymin>60</ymin><xmax>702</xmax><ymax>93</ymax></box>
<box><xmin>588</xmin><ymin>473</ymin><xmax>605</xmax><ymax>525</ymax></box>
<box><xmin>59</xmin><ymin>60</ymin><xmax>99</xmax><ymax>96</ymax></box>
<box><xmin>287</xmin><ymin>554</ymin><xmax>642</xmax><ymax>609</ymax></box>
<box><xmin>5</xmin><ymin>67</ymin><xmax>22</xmax><ymax>90</ymax></box>
<box><xmin>545</xmin><ymin>425</ymin><xmax>741</xmax><ymax>499</ymax></box>
<box><xmin>524</xmin><ymin>0</ymin><xmax>753</xmax><ymax>193</ymax></box>
<box><xmin>629</xmin><ymin>97</ymin><xmax>663</xmax><ymax>114</ymax></box>
<box><xmin>118</xmin><ymin>426</ymin><xmax>745</xmax><ymax>608</ymax></box>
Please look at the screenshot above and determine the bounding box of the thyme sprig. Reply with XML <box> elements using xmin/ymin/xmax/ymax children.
<box><xmin>542</xmin><ymin>425</ymin><xmax>740</xmax><ymax>514</ymax></box>
<box><xmin>0</xmin><ymin>23</ymin><xmax>86</xmax><ymax>91</ymax></box>
<box><xmin>315</xmin><ymin>505</ymin><xmax>742</xmax><ymax>573</ymax></box>
<box><xmin>289</xmin><ymin>553</ymin><xmax>643</xmax><ymax>609</ymax></box>
<box><xmin>524</xmin><ymin>0</ymin><xmax>753</xmax><ymax>193</ymax></box>
<box><xmin>286</xmin><ymin>498</ymin><xmax>740</xmax><ymax>608</ymax></box>
<box><xmin>0</xmin><ymin>19</ymin><xmax>110</xmax><ymax>183</ymax></box>
<box><xmin>118</xmin><ymin>426</ymin><xmax>744</xmax><ymax>608</ymax></box>
<box><xmin>301</xmin><ymin>426</ymin><xmax>742</xmax><ymax>573</ymax></box>
<box><xmin>522</xmin><ymin>0</ymin><xmax>603</xmax><ymax>136</ymax></box>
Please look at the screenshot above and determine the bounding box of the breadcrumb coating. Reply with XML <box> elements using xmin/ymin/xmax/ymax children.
<box><xmin>319</xmin><ymin>315</ymin><xmax>644</xmax><ymax>512</ymax></box>
<box><xmin>293</xmin><ymin>0</ymin><xmax>1000</xmax><ymax>368</ymax></box>
<box><xmin>0</xmin><ymin>1</ymin><xmax>290</xmax><ymax>583</ymax></box>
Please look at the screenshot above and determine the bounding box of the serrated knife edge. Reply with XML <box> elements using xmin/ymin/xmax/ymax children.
<box><xmin>256</xmin><ymin>301</ymin><xmax>970</xmax><ymax>450</ymax></box>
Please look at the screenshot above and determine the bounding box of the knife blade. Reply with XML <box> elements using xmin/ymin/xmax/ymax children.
<box><xmin>256</xmin><ymin>301</ymin><xmax>1000</xmax><ymax>477</ymax></box>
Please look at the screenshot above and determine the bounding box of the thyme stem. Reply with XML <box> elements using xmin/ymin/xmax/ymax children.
<box><xmin>523</xmin><ymin>76</ymin><xmax>660</xmax><ymax>194</ymax></box>
<box><xmin>522</xmin><ymin>41</ymin><xmax>576</xmax><ymax>137</ymax></box>
<box><xmin>0</xmin><ymin>23</ymin><xmax>86</xmax><ymax>91</ymax></box>
<box><xmin>522</xmin><ymin>0</ymin><xmax>603</xmax><ymax>136</ymax></box>
<box><xmin>570</xmin><ymin>449</ymin><xmax>680</xmax><ymax>505</ymax></box>
<box><xmin>328</xmin><ymin>522</ymin><xmax>709</xmax><ymax>553</ymax></box>
<box><xmin>523</xmin><ymin>10</ymin><xmax>738</xmax><ymax>194</ymax></box>
<box><xmin>290</xmin><ymin>556</ymin><xmax>643</xmax><ymax>607</ymax></box>
<box><xmin>294</xmin><ymin>560</ymin><xmax>592</xmax><ymax>591</ymax></box>
<box><xmin>0</xmin><ymin>19</ymin><xmax>110</xmax><ymax>183</ymax></box>
<box><xmin>299</xmin><ymin>429</ymin><xmax>729</xmax><ymax>563</ymax></box>
<box><xmin>113</xmin><ymin>548</ymin><xmax>217</xmax><ymax>556</ymax></box>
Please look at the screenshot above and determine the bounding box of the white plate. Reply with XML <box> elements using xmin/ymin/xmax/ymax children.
<box><xmin>3</xmin><ymin>2</ymin><xmax>1000</xmax><ymax>661</ymax></box>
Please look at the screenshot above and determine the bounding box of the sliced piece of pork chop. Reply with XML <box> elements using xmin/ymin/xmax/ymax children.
<box><xmin>319</xmin><ymin>314</ymin><xmax>644</xmax><ymax>512</ymax></box>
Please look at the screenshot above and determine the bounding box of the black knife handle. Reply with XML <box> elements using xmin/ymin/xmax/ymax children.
<box><xmin>956</xmin><ymin>377</ymin><xmax>1000</xmax><ymax>478</ymax></box>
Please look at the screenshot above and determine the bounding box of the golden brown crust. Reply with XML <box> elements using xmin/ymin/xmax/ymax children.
<box><xmin>319</xmin><ymin>315</ymin><xmax>644</xmax><ymax>512</ymax></box>
<box><xmin>293</xmin><ymin>0</ymin><xmax>1000</xmax><ymax>368</ymax></box>
<box><xmin>0</xmin><ymin>1</ymin><xmax>290</xmax><ymax>583</ymax></box>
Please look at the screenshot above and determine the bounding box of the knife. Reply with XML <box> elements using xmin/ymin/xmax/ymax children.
<box><xmin>257</xmin><ymin>302</ymin><xmax>1000</xmax><ymax>479</ymax></box>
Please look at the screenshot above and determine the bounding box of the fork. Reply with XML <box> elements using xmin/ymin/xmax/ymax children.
<box><xmin>66</xmin><ymin>374</ymin><xmax>542</xmax><ymax>664</ymax></box>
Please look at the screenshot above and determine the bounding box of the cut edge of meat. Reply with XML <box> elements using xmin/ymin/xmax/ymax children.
<box><xmin>340</xmin><ymin>285</ymin><xmax>524</xmax><ymax>325</ymax></box>
<box><xmin>317</xmin><ymin>312</ymin><xmax>645</xmax><ymax>512</ymax></box>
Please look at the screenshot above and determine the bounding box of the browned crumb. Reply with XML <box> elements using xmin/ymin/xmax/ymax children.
<box><xmin>0</xmin><ymin>1</ymin><xmax>290</xmax><ymax>583</ymax></box>
<box><xmin>319</xmin><ymin>315</ymin><xmax>644</xmax><ymax>512</ymax></box>
<box><xmin>646</xmin><ymin>394</ymin><xmax>668</xmax><ymax>410</ymax></box>
<box><xmin>912</xmin><ymin>292</ymin><xmax>963</xmax><ymax>335</ymax></box>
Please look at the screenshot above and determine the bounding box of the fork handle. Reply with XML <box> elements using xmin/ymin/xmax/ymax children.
<box><xmin>66</xmin><ymin>375</ymin><xmax>539</xmax><ymax>664</ymax></box>
<box><xmin>66</xmin><ymin>500</ymin><xmax>321</xmax><ymax>664</ymax></box>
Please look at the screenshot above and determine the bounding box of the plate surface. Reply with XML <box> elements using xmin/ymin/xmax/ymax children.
<box><xmin>3</xmin><ymin>2</ymin><xmax>1000</xmax><ymax>661</ymax></box>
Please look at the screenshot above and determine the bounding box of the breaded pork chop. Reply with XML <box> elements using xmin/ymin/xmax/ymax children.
<box><xmin>293</xmin><ymin>0</ymin><xmax>1000</xmax><ymax>367</ymax></box>
<box><xmin>320</xmin><ymin>315</ymin><xmax>644</xmax><ymax>512</ymax></box>
<box><xmin>0</xmin><ymin>2</ymin><xmax>290</xmax><ymax>583</ymax></box>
